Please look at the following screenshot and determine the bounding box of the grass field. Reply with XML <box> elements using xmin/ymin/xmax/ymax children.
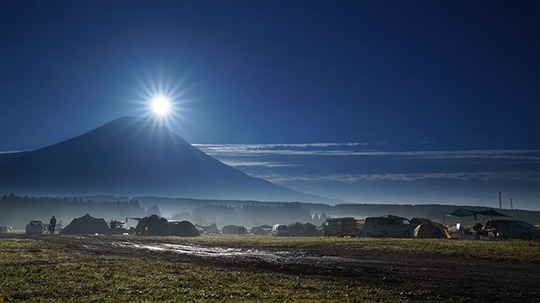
<box><xmin>1</xmin><ymin>236</ymin><xmax>539</xmax><ymax>302</ymax></box>
<box><xmin>0</xmin><ymin>237</ymin><xmax>401</xmax><ymax>303</ymax></box>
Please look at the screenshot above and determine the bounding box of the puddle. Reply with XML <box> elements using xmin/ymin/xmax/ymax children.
<box><xmin>111</xmin><ymin>241</ymin><xmax>387</xmax><ymax>268</ymax></box>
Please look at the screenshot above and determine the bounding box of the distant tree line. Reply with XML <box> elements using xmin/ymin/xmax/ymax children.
<box><xmin>170</xmin><ymin>202</ymin><xmax>329</xmax><ymax>227</ymax></box>
<box><xmin>0</xmin><ymin>194</ymin><xmax>158</xmax><ymax>229</ymax></box>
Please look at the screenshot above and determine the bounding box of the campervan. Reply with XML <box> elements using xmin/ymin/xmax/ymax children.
<box><xmin>361</xmin><ymin>216</ymin><xmax>413</xmax><ymax>238</ymax></box>
<box><xmin>323</xmin><ymin>217</ymin><xmax>359</xmax><ymax>237</ymax></box>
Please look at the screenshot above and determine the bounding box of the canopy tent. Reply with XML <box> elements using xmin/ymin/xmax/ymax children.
<box><xmin>446</xmin><ymin>208</ymin><xmax>510</xmax><ymax>220</ymax></box>
<box><xmin>445</xmin><ymin>208</ymin><xmax>511</xmax><ymax>238</ymax></box>
<box><xmin>476</xmin><ymin>210</ymin><xmax>510</xmax><ymax>217</ymax></box>
<box><xmin>447</xmin><ymin>208</ymin><xmax>476</xmax><ymax>217</ymax></box>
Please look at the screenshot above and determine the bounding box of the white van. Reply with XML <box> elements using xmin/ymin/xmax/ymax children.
<box><xmin>361</xmin><ymin>216</ymin><xmax>413</xmax><ymax>238</ymax></box>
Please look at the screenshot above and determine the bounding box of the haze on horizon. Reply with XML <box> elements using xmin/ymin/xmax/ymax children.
<box><xmin>1</xmin><ymin>1</ymin><xmax>538</xmax><ymax>210</ymax></box>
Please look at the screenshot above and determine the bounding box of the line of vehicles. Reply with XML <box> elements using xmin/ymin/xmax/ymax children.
<box><xmin>270</xmin><ymin>216</ymin><xmax>416</xmax><ymax>238</ymax></box>
<box><xmin>271</xmin><ymin>215</ymin><xmax>540</xmax><ymax>240</ymax></box>
<box><xmin>5</xmin><ymin>215</ymin><xmax>539</xmax><ymax>240</ymax></box>
<box><xmin>322</xmin><ymin>216</ymin><xmax>415</xmax><ymax>238</ymax></box>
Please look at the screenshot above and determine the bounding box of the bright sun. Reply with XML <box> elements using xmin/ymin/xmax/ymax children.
<box><xmin>150</xmin><ymin>95</ymin><xmax>172</xmax><ymax>117</ymax></box>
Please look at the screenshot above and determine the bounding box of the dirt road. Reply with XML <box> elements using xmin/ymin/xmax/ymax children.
<box><xmin>39</xmin><ymin>235</ymin><xmax>539</xmax><ymax>303</ymax></box>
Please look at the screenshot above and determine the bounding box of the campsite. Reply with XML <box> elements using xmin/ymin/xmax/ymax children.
<box><xmin>2</xmin><ymin>199</ymin><xmax>540</xmax><ymax>302</ymax></box>
<box><xmin>2</xmin><ymin>208</ymin><xmax>540</xmax><ymax>302</ymax></box>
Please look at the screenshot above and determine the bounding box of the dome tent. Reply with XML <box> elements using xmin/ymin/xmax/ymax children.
<box><xmin>61</xmin><ymin>214</ymin><xmax>111</xmax><ymax>235</ymax></box>
<box><xmin>134</xmin><ymin>215</ymin><xmax>199</xmax><ymax>237</ymax></box>
<box><xmin>414</xmin><ymin>221</ymin><xmax>451</xmax><ymax>239</ymax></box>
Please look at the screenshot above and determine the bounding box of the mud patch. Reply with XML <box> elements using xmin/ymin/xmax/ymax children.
<box><xmin>108</xmin><ymin>241</ymin><xmax>389</xmax><ymax>278</ymax></box>
<box><xmin>33</xmin><ymin>235</ymin><xmax>540</xmax><ymax>303</ymax></box>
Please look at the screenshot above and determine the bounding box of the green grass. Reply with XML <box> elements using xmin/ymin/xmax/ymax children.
<box><xmin>1</xmin><ymin>236</ymin><xmax>538</xmax><ymax>302</ymax></box>
<box><xmin>0</xmin><ymin>238</ymin><xmax>404</xmax><ymax>303</ymax></box>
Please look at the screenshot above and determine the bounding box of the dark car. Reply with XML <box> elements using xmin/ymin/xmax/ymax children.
<box><xmin>25</xmin><ymin>220</ymin><xmax>44</xmax><ymax>235</ymax></box>
<box><xmin>323</xmin><ymin>217</ymin><xmax>360</xmax><ymax>237</ymax></box>
<box><xmin>361</xmin><ymin>216</ymin><xmax>414</xmax><ymax>238</ymax></box>
<box><xmin>485</xmin><ymin>219</ymin><xmax>540</xmax><ymax>240</ymax></box>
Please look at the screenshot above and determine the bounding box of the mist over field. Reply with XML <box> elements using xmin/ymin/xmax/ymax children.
<box><xmin>3</xmin><ymin>194</ymin><xmax>539</xmax><ymax>233</ymax></box>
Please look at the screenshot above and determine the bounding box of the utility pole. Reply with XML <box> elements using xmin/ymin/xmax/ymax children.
<box><xmin>510</xmin><ymin>198</ymin><xmax>513</xmax><ymax>210</ymax></box>
<box><xmin>498</xmin><ymin>191</ymin><xmax>502</xmax><ymax>209</ymax></box>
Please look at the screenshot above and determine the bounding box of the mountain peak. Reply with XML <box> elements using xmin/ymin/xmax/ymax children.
<box><xmin>0</xmin><ymin>117</ymin><xmax>322</xmax><ymax>202</ymax></box>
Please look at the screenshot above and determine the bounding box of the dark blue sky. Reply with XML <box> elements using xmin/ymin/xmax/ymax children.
<box><xmin>1</xmin><ymin>0</ymin><xmax>538</xmax><ymax>151</ymax></box>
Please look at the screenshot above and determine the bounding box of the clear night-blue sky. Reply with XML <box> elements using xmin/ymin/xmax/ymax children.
<box><xmin>1</xmin><ymin>0</ymin><xmax>538</xmax><ymax>151</ymax></box>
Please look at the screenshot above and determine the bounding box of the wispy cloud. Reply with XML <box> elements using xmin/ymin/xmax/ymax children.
<box><xmin>251</xmin><ymin>172</ymin><xmax>540</xmax><ymax>184</ymax></box>
<box><xmin>0</xmin><ymin>151</ymin><xmax>22</xmax><ymax>154</ymax></box>
<box><xmin>194</xmin><ymin>143</ymin><xmax>539</xmax><ymax>161</ymax></box>
<box><xmin>220</xmin><ymin>160</ymin><xmax>296</xmax><ymax>168</ymax></box>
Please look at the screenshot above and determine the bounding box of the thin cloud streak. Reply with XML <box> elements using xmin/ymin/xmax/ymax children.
<box><xmin>194</xmin><ymin>143</ymin><xmax>539</xmax><ymax>209</ymax></box>
<box><xmin>194</xmin><ymin>143</ymin><xmax>540</xmax><ymax>161</ymax></box>
<box><xmin>220</xmin><ymin>161</ymin><xmax>296</xmax><ymax>168</ymax></box>
<box><xmin>251</xmin><ymin>172</ymin><xmax>540</xmax><ymax>184</ymax></box>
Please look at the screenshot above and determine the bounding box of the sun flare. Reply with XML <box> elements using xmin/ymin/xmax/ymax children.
<box><xmin>150</xmin><ymin>95</ymin><xmax>172</xmax><ymax>117</ymax></box>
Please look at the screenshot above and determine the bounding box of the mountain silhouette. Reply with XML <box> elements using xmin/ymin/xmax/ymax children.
<box><xmin>0</xmin><ymin>116</ymin><xmax>328</xmax><ymax>202</ymax></box>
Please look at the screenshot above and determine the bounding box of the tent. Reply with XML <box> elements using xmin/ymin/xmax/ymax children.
<box><xmin>61</xmin><ymin>214</ymin><xmax>111</xmax><ymax>235</ymax></box>
<box><xmin>303</xmin><ymin>223</ymin><xmax>321</xmax><ymax>236</ymax></box>
<box><xmin>414</xmin><ymin>222</ymin><xmax>451</xmax><ymax>239</ymax></box>
<box><xmin>447</xmin><ymin>208</ymin><xmax>476</xmax><ymax>218</ymax></box>
<box><xmin>203</xmin><ymin>223</ymin><xmax>220</xmax><ymax>235</ymax></box>
<box><xmin>410</xmin><ymin>218</ymin><xmax>432</xmax><ymax>228</ymax></box>
<box><xmin>134</xmin><ymin>215</ymin><xmax>199</xmax><ymax>237</ymax></box>
<box><xmin>134</xmin><ymin>215</ymin><xmax>168</xmax><ymax>235</ymax></box>
<box><xmin>447</xmin><ymin>208</ymin><xmax>510</xmax><ymax>218</ymax></box>
<box><xmin>288</xmin><ymin>222</ymin><xmax>307</xmax><ymax>236</ymax></box>
<box><xmin>476</xmin><ymin>210</ymin><xmax>510</xmax><ymax>217</ymax></box>
<box><xmin>447</xmin><ymin>208</ymin><xmax>510</xmax><ymax>221</ymax></box>
<box><xmin>165</xmin><ymin>221</ymin><xmax>200</xmax><ymax>237</ymax></box>
<box><xmin>222</xmin><ymin>225</ymin><xmax>247</xmax><ymax>235</ymax></box>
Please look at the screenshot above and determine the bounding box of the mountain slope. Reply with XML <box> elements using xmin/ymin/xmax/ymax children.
<box><xmin>0</xmin><ymin>116</ymin><xmax>326</xmax><ymax>202</ymax></box>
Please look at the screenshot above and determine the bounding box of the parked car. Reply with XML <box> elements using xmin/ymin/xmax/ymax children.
<box><xmin>323</xmin><ymin>217</ymin><xmax>360</xmax><ymax>237</ymax></box>
<box><xmin>25</xmin><ymin>220</ymin><xmax>44</xmax><ymax>235</ymax></box>
<box><xmin>110</xmin><ymin>220</ymin><xmax>131</xmax><ymax>234</ymax></box>
<box><xmin>271</xmin><ymin>224</ymin><xmax>289</xmax><ymax>236</ymax></box>
<box><xmin>0</xmin><ymin>226</ymin><xmax>11</xmax><ymax>234</ymax></box>
<box><xmin>485</xmin><ymin>219</ymin><xmax>540</xmax><ymax>240</ymax></box>
<box><xmin>361</xmin><ymin>215</ymin><xmax>413</xmax><ymax>238</ymax></box>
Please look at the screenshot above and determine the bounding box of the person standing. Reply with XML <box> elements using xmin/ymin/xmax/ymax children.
<box><xmin>49</xmin><ymin>216</ymin><xmax>57</xmax><ymax>234</ymax></box>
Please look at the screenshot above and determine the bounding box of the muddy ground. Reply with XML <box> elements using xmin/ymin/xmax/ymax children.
<box><xmin>22</xmin><ymin>235</ymin><xmax>540</xmax><ymax>302</ymax></box>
